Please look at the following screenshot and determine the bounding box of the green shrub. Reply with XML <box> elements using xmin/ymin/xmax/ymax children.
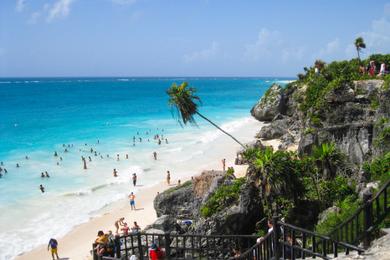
<box><xmin>200</xmin><ymin>177</ymin><xmax>245</xmax><ymax>217</ymax></box>
<box><xmin>363</xmin><ymin>152</ymin><xmax>390</xmax><ymax>184</ymax></box>
<box><xmin>315</xmin><ymin>195</ymin><xmax>360</xmax><ymax>235</ymax></box>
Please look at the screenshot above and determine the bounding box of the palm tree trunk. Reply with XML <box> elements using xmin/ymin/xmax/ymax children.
<box><xmin>357</xmin><ymin>48</ymin><xmax>361</xmax><ymax>61</ymax></box>
<box><xmin>196</xmin><ymin>111</ymin><xmax>246</xmax><ymax>149</ymax></box>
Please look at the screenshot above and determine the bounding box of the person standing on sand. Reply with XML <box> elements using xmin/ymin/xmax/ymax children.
<box><xmin>113</xmin><ymin>168</ymin><xmax>118</xmax><ymax>177</ymax></box>
<box><xmin>166</xmin><ymin>171</ymin><xmax>171</xmax><ymax>185</ymax></box>
<box><xmin>132</xmin><ymin>173</ymin><xmax>137</xmax><ymax>186</ymax></box>
<box><xmin>222</xmin><ymin>158</ymin><xmax>226</xmax><ymax>172</ymax></box>
<box><xmin>47</xmin><ymin>238</ymin><xmax>59</xmax><ymax>260</ymax></box>
<box><xmin>115</xmin><ymin>217</ymin><xmax>125</xmax><ymax>234</ymax></box>
<box><xmin>129</xmin><ymin>192</ymin><xmax>136</xmax><ymax>210</ymax></box>
<box><xmin>153</xmin><ymin>151</ymin><xmax>157</xmax><ymax>160</ymax></box>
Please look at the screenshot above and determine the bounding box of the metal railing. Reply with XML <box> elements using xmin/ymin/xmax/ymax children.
<box><xmin>328</xmin><ymin>179</ymin><xmax>390</xmax><ymax>248</ymax></box>
<box><xmin>93</xmin><ymin>232</ymin><xmax>258</xmax><ymax>259</ymax></box>
<box><xmin>93</xmin><ymin>180</ymin><xmax>389</xmax><ymax>260</ymax></box>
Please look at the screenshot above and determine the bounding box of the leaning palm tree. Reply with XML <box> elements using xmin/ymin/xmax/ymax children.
<box><xmin>167</xmin><ymin>82</ymin><xmax>245</xmax><ymax>148</ymax></box>
<box><xmin>354</xmin><ymin>37</ymin><xmax>366</xmax><ymax>61</ymax></box>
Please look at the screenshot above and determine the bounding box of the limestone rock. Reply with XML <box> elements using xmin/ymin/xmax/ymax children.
<box><xmin>251</xmin><ymin>84</ymin><xmax>284</xmax><ymax>121</ymax></box>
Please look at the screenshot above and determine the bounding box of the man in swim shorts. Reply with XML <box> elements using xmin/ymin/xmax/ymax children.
<box><xmin>129</xmin><ymin>192</ymin><xmax>136</xmax><ymax>210</ymax></box>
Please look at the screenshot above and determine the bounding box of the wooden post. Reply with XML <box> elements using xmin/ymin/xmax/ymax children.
<box><xmin>92</xmin><ymin>243</ymin><xmax>98</xmax><ymax>260</ymax></box>
<box><xmin>115</xmin><ymin>235</ymin><xmax>121</xmax><ymax>258</ymax></box>
<box><xmin>137</xmin><ymin>233</ymin><xmax>143</xmax><ymax>260</ymax></box>
<box><xmin>272</xmin><ymin>215</ymin><xmax>280</xmax><ymax>260</ymax></box>
<box><xmin>363</xmin><ymin>192</ymin><xmax>373</xmax><ymax>249</ymax></box>
<box><xmin>164</xmin><ymin>233</ymin><xmax>171</xmax><ymax>260</ymax></box>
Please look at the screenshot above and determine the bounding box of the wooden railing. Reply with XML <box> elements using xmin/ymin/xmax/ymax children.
<box><xmin>328</xmin><ymin>179</ymin><xmax>390</xmax><ymax>248</ymax></box>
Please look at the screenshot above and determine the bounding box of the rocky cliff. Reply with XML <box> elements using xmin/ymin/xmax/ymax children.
<box><xmin>255</xmin><ymin>80</ymin><xmax>390</xmax><ymax>168</ymax></box>
<box><xmin>147</xmin><ymin>77</ymin><xmax>389</xmax><ymax>238</ymax></box>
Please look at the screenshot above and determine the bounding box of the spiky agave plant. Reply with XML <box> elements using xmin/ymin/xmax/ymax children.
<box><xmin>167</xmin><ymin>82</ymin><xmax>245</xmax><ymax>148</ymax></box>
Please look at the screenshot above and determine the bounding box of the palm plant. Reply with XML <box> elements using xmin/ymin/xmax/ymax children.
<box><xmin>312</xmin><ymin>143</ymin><xmax>344</xmax><ymax>179</ymax></box>
<box><xmin>167</xmin><ymin>82</ymin><xmax>245</xmax><ymax>148</ymax></box>
<box><xmin>354</xmin><ymin>37</ymin><xmax>366</xmax><ymax>61</ymax></box>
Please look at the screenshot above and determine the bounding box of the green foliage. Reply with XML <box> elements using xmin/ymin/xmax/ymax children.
<box><xmin>315</xmin><ymin>195</ymin><xmax>360</xmax><ymax>235</ymax></box>
<box><xmin>295</xmin><ymin>54</ymin><xmax>390</xmax><ymax>116</ymax></box>
<box><xmin>363</xmin><ymin>152</ymin><xmax>390</xmax><ymax>184</ymax></box>
<box><xmin>226</xmin><ymin>167</ymin><xmax>235</xmax><ymax>177</ymax></box>
<box><xmin>167</xmin><ymin>82</ymin><xmax>200</xmax><ymax>125</ymax></box>
<box><xmin>317</xmin><ymin>176</ymin><xmax>355</xmax><ymax>207</ymax></box>
<box><xmin>200</xmin><ymin>177</ymin><xmax>245</xmax><ymax>217</ymax></box>
<box><xmin>374</xmin><ymin>126</ymin><xmax>390</xmax><ymax>147</ymax></box>
<box><xmin>304</xmin><ymin>127</ymin><xmax>316</xmax><ymax>135</ymax></box>
<box><xmin>312</xmin><ymin>143</ymin><xmax>347</xmax><ymax>179</ymax></box>
<box><xmin>165</xmin><ymin>180</ymin><xmax>192</xmax><ymax>193</ymax></box>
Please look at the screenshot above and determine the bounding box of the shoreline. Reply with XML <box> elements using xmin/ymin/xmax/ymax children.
<box><xmin>16</xmin><ymin>118</ymin><xmax>263</xmax><ymax>260</ymax></box>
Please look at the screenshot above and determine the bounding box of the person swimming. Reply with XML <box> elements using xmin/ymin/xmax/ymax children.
<box><xmin>16</xmin><ymin>163</ymin><xmax>20</xmax><ymax>168</ymax></box>
<box><xmin>45</xmin><ymin>171</ymin><xmax>50</xmax><ymax>178</ymax></box>
<box><xmin>54</xmin><ymin>151</ymin><xmax>58</xmax><ymax>157</ymax></box>
<box><xmin>41</xmin><ymin>172</ymin><xmax>45</xmax><ymax>178</ymax></box>
<box><xmin>39</xmin><ymin>184</ymin><xmax>45</xmax><ymax>193</ymax></box>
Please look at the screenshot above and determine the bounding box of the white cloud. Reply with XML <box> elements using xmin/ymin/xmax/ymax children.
<box><xmin>46</xmin><ymin>0</ymin><xmax>75</xmax><ymax>22</ymax></box>
<box><xmin>111</xmin><ymin>0</ymin><xmax>137</xmax><ymax>5</ymax></box>
<box><xmin>320</xmin><ymin>39</ymin><xmax>340</xmax><ymax>56</ymax></box>
<box><xmin>16</xmin><ymin>0</ymin><xmax>26</xmax><ymax>12</ymax></box>
<box><xmin>244</xmin><ymin>28</ymin><xmax>305</xmax><ymax>64</ymax></box>
<box><xmin>28</xmin><ymin>11</ymin><xmax>41</xmax><ymax>24</ymax></box>
<box><xmin>183</xmin><ymin>41</ymin><xmax>219</xmax><ymax>63</ymax></box>
<box><xmin>244</xmin><ymin>28</ymin><xmax>283</xmax><ymax>61</ymax></box>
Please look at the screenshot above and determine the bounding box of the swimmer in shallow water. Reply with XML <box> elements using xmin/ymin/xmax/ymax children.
<box><xmin>45</xmin><ymin>171</ymin><xmax>50</xmax><ymax>178</ymax></box>
<box><xmin>41</xmin><ymin>172</ymin><xmax>45</xmax><ymax>178</ymax></box>
<box><xmin>39</xmin><ymin>184</ymin><xmax>45</xmax><ymax>193</ymax></box>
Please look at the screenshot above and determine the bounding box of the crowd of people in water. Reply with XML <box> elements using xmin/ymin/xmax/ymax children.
<box><xmin>0</xmin><ymin>128</ymin><xmax>169</xmax><ymax>195</ymax></box>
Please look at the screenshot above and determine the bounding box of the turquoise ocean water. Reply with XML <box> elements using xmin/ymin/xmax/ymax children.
<box><xmin>0</xmin><ymin>77</ymin><xmax>291</xmax><ymax>259</ymax></box>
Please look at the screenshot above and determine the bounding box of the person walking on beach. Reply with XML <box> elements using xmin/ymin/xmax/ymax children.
<box><xmin>222</xmin><ymin>158</ymin><xmax>226</xmax><ymax>172</ymax></box>
<box><xmin>166</xmin><ymin>171</ymin><xmax>171</xmax><ymax>185</ymax></box>
<box><xmin>47</xmin><ymin>238</ymin><xmax>59</xmax><ymax>260</ymax></box>
<box><xmin>113</xmin><ymin>168</ymin><xmax>118</xmax><ymax>177</ymax></box>
<box><xmin>153</xmin><ymin>151</ymin><xmax>157</xmax><ymax>160</ymax></box>
<box><xmin>132</xmin><ymin>173</ymin><xmax>137</xmax><ymax>186</ymax></box>
<box><xmin>115</xmin><ymin>217</ymin><xmax>125</xmax><ymax>234</ymax></box>
<box><xmin>129</xmin><ymin>192</ymin><xmax>136</xmax><ymax>210</ymax></box>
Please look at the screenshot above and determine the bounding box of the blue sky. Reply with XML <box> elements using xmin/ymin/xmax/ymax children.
<box><xmin>1</xmin><ymin>0</ymin><xmax>390</xmax><ymax>77</ymax></box>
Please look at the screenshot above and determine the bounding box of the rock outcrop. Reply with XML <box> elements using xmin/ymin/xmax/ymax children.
<box><xmin>251</xmin><ymin>80</ymin><xmax>390</xmax><ymax>167</ymax></box>
<box><xmin>150</xmin><ymin>170</ymin><xmax>263</xmax><ymax>235</ymax></box>
<box><xmin>251</xmin><ymin>84</ymin><xmax>284</xmax><ymax>121</ymax></box>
